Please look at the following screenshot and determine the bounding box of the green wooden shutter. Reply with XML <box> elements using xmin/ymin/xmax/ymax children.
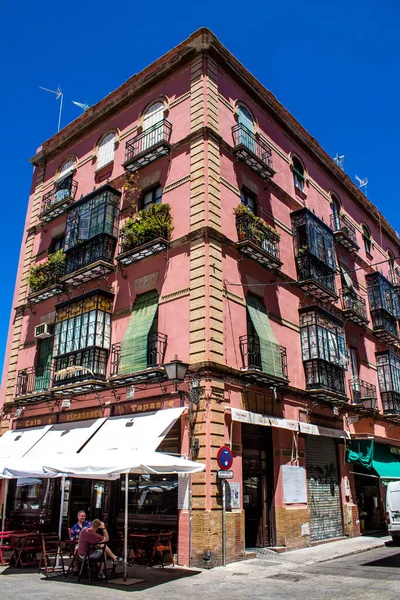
<box><xmin>119</xmin><ymin>290</ymin><xmax>159</xmax><ymax>374</ymax></box>
<box><xmin>247</xmin><ymin>295</ymin><xmax>283</xmax><ymax>378</ymax></box>
<box><xmin>34</xmin><ymin>338</ymin><xmax>53</xmax><ymax>391</ymax></box>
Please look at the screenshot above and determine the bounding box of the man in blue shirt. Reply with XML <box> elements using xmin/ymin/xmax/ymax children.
<box><xmin>69</xmin><ymin>510</ymin><xmax>92</xmax><ymax>540</ymax></box>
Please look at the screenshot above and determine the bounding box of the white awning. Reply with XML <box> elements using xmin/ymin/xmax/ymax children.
<box><xmin>24</xmin><ymin>418</ymin><xmax>106</xmax><ymax>458</ymax></box>
<box><xmin>229</xmin><ymin>408</ymin><xmax>298</xmax><ymax>431</ymax></box>
<box><xmin>0</xmin><ymin>425</ymin><xmax>52</xmax><ymax>459</ymax></box>
<box><xmin>80</xmin><ymin>407</ymin><xmax>185</xmax><ymax>454</ymax></box>
<box><xmin>228</xmin><ymin>408</ymin><xmax>350</xmax><ymax>438</ymax></box>
<box><xmin>299</xmin><ymin>423</ymin><xmax>350</xmax><ymax>439</ymax></box>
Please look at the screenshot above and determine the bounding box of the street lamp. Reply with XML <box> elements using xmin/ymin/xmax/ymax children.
<box><xmin>163</xmin><ymin>355</ymin><xmax>189</xmax><ymax>390</ymax></box>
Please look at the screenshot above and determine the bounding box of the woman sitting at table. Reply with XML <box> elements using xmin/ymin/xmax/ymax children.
<box><xmin>69</xmin><ymin>510</ymin><xmax>92</xmax><ymax>541</ymax></box>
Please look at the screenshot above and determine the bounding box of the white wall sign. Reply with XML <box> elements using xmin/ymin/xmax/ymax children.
<box><xmin>228</xmin><ymin>482</ymin><xmax>240</xmax><ymax>509</ymax></box>
<box><xmin>282</xmin><ymin>465</ymin><xmax>307</xmax><ymax>504</ymax></box>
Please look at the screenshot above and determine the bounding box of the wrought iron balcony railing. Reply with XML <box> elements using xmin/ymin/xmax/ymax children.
<box><xmin>52</xmin><ymin>347</ymin><xmax>108</xmax><ymax>388</ymax></box>
<box><xmin>110</xmin><ymin>333</ymin><xmax>168</xmax><ymax>379</ymax></box>
<box><xmin>295</xmin><ymin>252</ymin><xmax>337</xmax><ymax>301</ymax></box>
<box><xmin>236</xmin><ymin>214</ymin><xmax>281</xmax><ymax>270</ymax></box>
<box><xmin>15</xmin><ymin>366</ymin><xmax>53</xmax><ymax>399</ymax></box>
<box><xmin>63</xmin><ymin>233</ymin><xmax>116</xmax><ymax>279</ymax></box>
<box><xmin>239</xmin><ymin>335</ymin><xmax>288</xmax><ymax>382</ymax></box>
<box><xmin>340</xmin><ymin>288</ymin><xmax>368</xmax><ymax>326</ymax></box>
<box><xmin>381</xmin><ymin>391</ymin><xmax>400</xmax><ymax>415</ymax></box>
<box><xmin>350</xmin><ymin>378</ymin><xmax>378</xmax><ymax>410</ymax></box>
<box><xmin>304</xmin><ymin>359</ymin><xmax>346</xmax><ymax>397</ymax></box>
<box><xmin>124</xmin><ymin>120</ymin><xmax>172</xmax><ymax>172</ymax></box>
<box><xmin>232</xmin><ymin>124</ymin><xmax>274</xmax><ymax>180</ymax></box>
<box><xmin>40</xmin><ymin>179</ymin><xmax>78</xmax><ymax>222</ymax></box>
<box><xmin>331</xmin><ymin>214</ymin><xmax>359</xmax><ymax>252</ymax></box>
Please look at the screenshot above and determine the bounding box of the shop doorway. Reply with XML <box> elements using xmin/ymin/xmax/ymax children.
<box><xmin>354</xmin><ymin>470</ymin><xmax>385</xmax><ymax>532</ymax></box>
<box><xmin>242</xmin><ymin>424</ymin><xmax>273</xmax><ymax>548</ymax></box>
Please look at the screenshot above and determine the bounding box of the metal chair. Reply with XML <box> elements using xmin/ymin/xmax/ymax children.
<box><xmin>150</xmin><ymin>532</ymin><xmax>174</xmax><ymax>567</ymax></box>
<box><xmin>78</xmin><ymin>542</ymin><xmax>107</xmax><ymax>584</ymax></box>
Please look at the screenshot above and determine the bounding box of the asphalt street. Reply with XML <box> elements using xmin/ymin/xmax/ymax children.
<box><xmin>2</xmin><ymin>544</ymin><xmax>400</xmax><ymax>599</ymax></box>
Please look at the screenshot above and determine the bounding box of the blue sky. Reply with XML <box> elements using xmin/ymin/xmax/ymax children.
<box><xmin>1</xmin><ymin>0</ymin><xmax>399</xmax><ymax>372</ymax></box>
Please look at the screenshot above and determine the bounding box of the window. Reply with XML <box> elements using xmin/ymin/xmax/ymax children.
<box><xmin>53</xmin><ymin>293</ymin><xmax>113</xmax><ymax>357</ymax></box>
<box><xmin>58</xmin><ymin>159</ymin><xmax>75</xmax><ymax>180</ymax></box>
<box><xmin>241</xmin><ymin>189</ymin><xmax>256</xmax><ymax>214</ymax></box>
<box><xmin>237</xmin><ymin>105</ymin><xmax>255</xmax><ymax>152</ymax></box>
<box><xmin>97</xmin><ymin>133</ymin><xmax>115</xmax><ymax>170</ymax></box>
<box><xmin>377</xmin><ymin>352</ymin><xmax>400</xmax><ymax>394</ymax></box>
<box><xmin>362</xmin><ymin>224</ymin><xmax>372</xmax><ymax>255</ymax></box>
<box><xmin>331</xmin><ymin>196</ymin><xmax>341</xmax><ymax>231</ymax></box>
<box><xmin>245</xmin><ymin>294</ymin><xmax>283</xmax><ymax>377</ymax></box>
<box><xmin>388</xmin><ymin>250</ymin><xmax>396</xmax><ymax>285</ymax></box>
<box><xmin>64</xmin><ymin>187</ymin><xmax>120</xmax><ymax>251</ymax></box>
<box><xmin>143</xmin><ymin>102</ymin><xmax>164</xmax><ymax>150</ymax></box>
<box><xmin>349</xmin><ymin>348</ymin><xmax>358</xmax><ymax>379</ymax></box>
<box><xmin>119</xmin><ymin>474</ymin><xmax>178</xmax><ymax>515</ymax></box>
<box><xmin>12</xmin><ymin>478</ymin><xmax>49</xmax><ymax>511</ymax></box>
<box><xmin>50</xmin><ymin>235</ymin><xmax>65</xmax><ymax>253</ymax></box>
<box><xmin>143</xmin><ymin>186</ymin><xmax>162</xmax><ymax>210</ymax></box>
<box><xmin>292</xmin><ymin>157</ymin><xmax>305</xmax><ymax>193</ymax></box>
<box><xmin>300</xmin><ymin>309</ymin><xmax>346</xmax><ymax>367</ymax></box>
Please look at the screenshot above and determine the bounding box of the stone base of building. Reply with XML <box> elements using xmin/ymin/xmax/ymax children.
<box><xmin>274</xmin><ymin>506</ymin><xmax>311</xmax><ymax>549</ymax></box>
<box><xmin>190</xmin><ymin>509</ymin><xmax>245</xmax><ymax>567</ymax></box>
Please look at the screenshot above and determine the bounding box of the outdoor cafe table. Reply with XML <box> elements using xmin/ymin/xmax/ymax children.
<box><xmin>128</xmin><ymin>532</ymin><xmax>160</xmax><ymax>565</ymax></box>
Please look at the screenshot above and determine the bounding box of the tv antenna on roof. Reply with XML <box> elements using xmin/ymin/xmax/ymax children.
<box><xmin>334</xmin><ymin>154</ymin><xmax>345</xmax><ymax>171</ymax></box>
<box><xmin>355</xmin><ymin>175</ymin><xmax>368</xmax><ymax>196</ymax></box>
<box><xmin>39</xmin><ymin>85</ymin><xmax>64</xmax><ymax>132</ymax></box>
<box><xmin>72</xmin><ymin>101</ymin><xmax>89</xmax><ymax>112</ymax></box>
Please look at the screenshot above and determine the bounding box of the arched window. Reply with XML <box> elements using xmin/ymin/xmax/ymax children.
<box><xmin>143</xmin><ymin>102</ymin><xmax>164</xmax><ymax>150</ymax></box>
<box><xmin>292</xmin><ymin>156</ymin><xmax>305</xmax><ymax>193</ymax></box>
<box><xmin>58</xmin><ymin>159</ymin><xmax>75</xmax><ymax>180</ymax></box>
<box><xmin>388</xmin><ymin>249</ymin><xmax>396</xmax><ymax>284</ymax></box>
<box><xmin>331</xmin><ymin>196</ymin><xmax>341</xmax><ymax>231</ymax></box>
<box><xmin>362</xmin><ymin>224</ymin><xmax>372</xmax><ymax>255</ymax></box>
<box><xmin>237</xmin><ymin>105</ymin><xmax>255</xmax><ymax>152</ymax></box>
<box><xmin>97</xmin><ymin>133</ymin><xmax>115</xmax><ymax>170</ymax></box>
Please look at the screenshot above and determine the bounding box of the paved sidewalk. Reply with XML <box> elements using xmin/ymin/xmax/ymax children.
<box><xmin>256</xmin><ymin>533</ymin><xmax>392</xmax><ymax>565</ymax></box>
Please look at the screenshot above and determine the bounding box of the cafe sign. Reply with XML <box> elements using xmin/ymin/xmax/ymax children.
<box><xmin>14</xmin><ymin>414</ymin><xmax>57</xmax><ymax>430</ymax></box>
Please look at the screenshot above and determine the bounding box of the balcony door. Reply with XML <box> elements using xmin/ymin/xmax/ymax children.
<box><xmin>238</xmin><ymin>106</ymin><xmax>255</xmax><ymax>153</ymax></box>
<box><xmin>143</xmin><ymin>103</ymin><xmax>164</xmax><ymax>151</ymax></box>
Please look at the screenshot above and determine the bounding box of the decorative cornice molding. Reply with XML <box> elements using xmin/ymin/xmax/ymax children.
<box><xmin>159</xmin><ymin>287</ymin><xmax>190</xmax><ymax>304</ymax></box>
<box><xmin>164</xmin><ymin>175</ymin><xmax>191</xmax><ymax>193</ymax></box>
<box><xmin>170</xmin><ymin>91</ymin><xmax>191</xmax><ymax>108</ymax></box>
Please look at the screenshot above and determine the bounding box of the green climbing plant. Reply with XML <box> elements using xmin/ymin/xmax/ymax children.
<box><xmin>234</xmin><ymin>204</ymin><xmax>280</xmax><ymax>242</ymax></box>
<box><xmin>28</xmin><ymin>250</ymin><xmax>65</xmax><ymax>293</ymax></box>
<box><xmin>120</xmin><ymin>203</ymin><xmax>174</xmax><ymax>252</ymax></box>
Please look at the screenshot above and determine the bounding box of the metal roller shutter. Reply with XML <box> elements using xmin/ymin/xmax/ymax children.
<box><xmin>306</xmin><ymin>436</ymin><xmax>343</xmax><ymax>541</ymax></box>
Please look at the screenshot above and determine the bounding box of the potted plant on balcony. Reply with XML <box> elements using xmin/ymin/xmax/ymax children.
<box><xmin>120</xmin><ymin>204</ymin><xmax>173</xmax><ymax>253</ymax></box>
<box><xmin>28</xmin><ymin>250</ymin><xmax>65</xmax><ymax>293</ymax></box>
<box><xmin>234</xmin><ymin>204</ymin><xmax>279</xmax><ymax>245</ymax></box>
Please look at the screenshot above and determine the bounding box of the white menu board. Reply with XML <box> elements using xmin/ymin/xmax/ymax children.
<box><xmin>282</xmin><ymin>465</ymin><xmax>307</xmax><ymax>504</ymax></box>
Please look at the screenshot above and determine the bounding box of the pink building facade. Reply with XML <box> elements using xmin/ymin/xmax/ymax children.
<box><xmin>1</xmin><ymin>28</ymin><xmax>400</xmax><ymax>565</ymax></box>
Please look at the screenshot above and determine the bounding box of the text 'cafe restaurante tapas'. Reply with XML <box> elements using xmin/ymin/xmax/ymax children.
<box><xmin>0</xmin><ymin>399</ymin><xmax>195</xmax><ymax>564</ymax></box>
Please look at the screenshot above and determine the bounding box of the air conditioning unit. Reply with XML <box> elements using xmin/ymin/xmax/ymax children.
<box><xmin>34</xmin><ymin>323</ymin><xmax>54</xmax><ymax>339</ymax></box>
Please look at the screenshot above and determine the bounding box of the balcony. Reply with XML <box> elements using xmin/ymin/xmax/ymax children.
<box><xmin>39</xmin><ymin>179</ymin><xmax>78</xmax><ymax>223</ymax></box>
<box><xmin>304</xmin><ymin>359</ymin><xmax>347</xmax><ymax>403</ymax></box>
<box><xmin>123</xmin><ymin>120</ymin><xmax>172</xmax><ymax>173</ymax></box>
<box><xmin>15</xmin><ymin>366</ymin><xmax>53</xmax><ymax>402</ymax></box>
<box><xmin>61</xmin><ymin>233</ymin><xmax>116</xmax><ymax>287</ymax></box>
<box><xmin>370</xmin><ymin>309</ymin><xmax>399</xmax><ymax>345</ymax></box>
<box><xmin>52</xmin><ymin>347</ymin><xmax>108</xmax><ymax>395</ymax></box>
<box><xmin>296</xmin><ymin>253</ymin><xmax>337</xmax><ymax>302</ymax></box>
<box><xmin>116</xmin><ymin>204</ymin><xmax>172</xmax><ymax>267</ymax></box>
<box><xmin>350</xmin><ymin>378</ymin><xmax>378</xmax><ymax>411</ymax></box>
<box><xmin>381</xmin><ymin>391</ymin><xmax>400</xmax><ymax>415</ymax></box>
<box><xmin>232</xmin><ymin>124</ymin><xmax>275</xmax><ymax>180</ymax></box>
<box><xmin>239</xmin><ymin>335</ymin><xmax>289</xmax><ymax>387</ymax></box>
<box><xmin>390</xmin><ymin>269</ymin><xmax>400</xmax><ymax>291</ymax></box>
<box><xmin>340</xmin><ymin>288</ymin><xmax>369</xmax><ymax>327</ymax></box>
<box><xmin>109</xmin><ymin>333</ymin><xmax>168</xmax><ymax>386</ymax></box>
<box><xmin>331</xmin><ymin>214</ymin><xmax>359</xmax><ymax>253</ymax></box>
<box><xmin>236</xmin><ymin>213</ymin><xmax>282</xmax><ymax>271</ymax></box>
<box><xmin>27</xmin><ymin>251</ymin><xmax>65</xmax><ymax>305</ymax></box>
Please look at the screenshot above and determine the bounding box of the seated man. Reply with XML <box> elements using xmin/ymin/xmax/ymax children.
<box><xmin>69</xmin><ymin>510</ymin><xmax>92</xmax><ymax>540</ymax></box>
<box><xmin>78</xmin><ymin>519</ymin><xmax>122</xmax><ymax>577</ymax></box>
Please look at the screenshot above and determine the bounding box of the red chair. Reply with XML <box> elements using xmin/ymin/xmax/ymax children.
<box><xmin>150</xmin><ymin>532</ymin><xmax>174</xmax><ymax>568</ymax></box>
<box><xmin>0</xmin><ymin>531</ymin><xmax>12</xmax><ymax>566</ymax></box>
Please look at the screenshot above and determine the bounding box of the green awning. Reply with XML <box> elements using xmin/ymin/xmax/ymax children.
<box><xmin>119</xmin><ymin>290</ymin><xmax>159</xmax><ymax>374</ymax></box>
<box><xmin>346</xmin><ymin>439</ymin><xmax>400</xmax><ymax>480</ymax></box>
<box><xmin>246</xmin><ymin>294</ymin><xmax>283</xmax><ymax>378</ymax></box>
